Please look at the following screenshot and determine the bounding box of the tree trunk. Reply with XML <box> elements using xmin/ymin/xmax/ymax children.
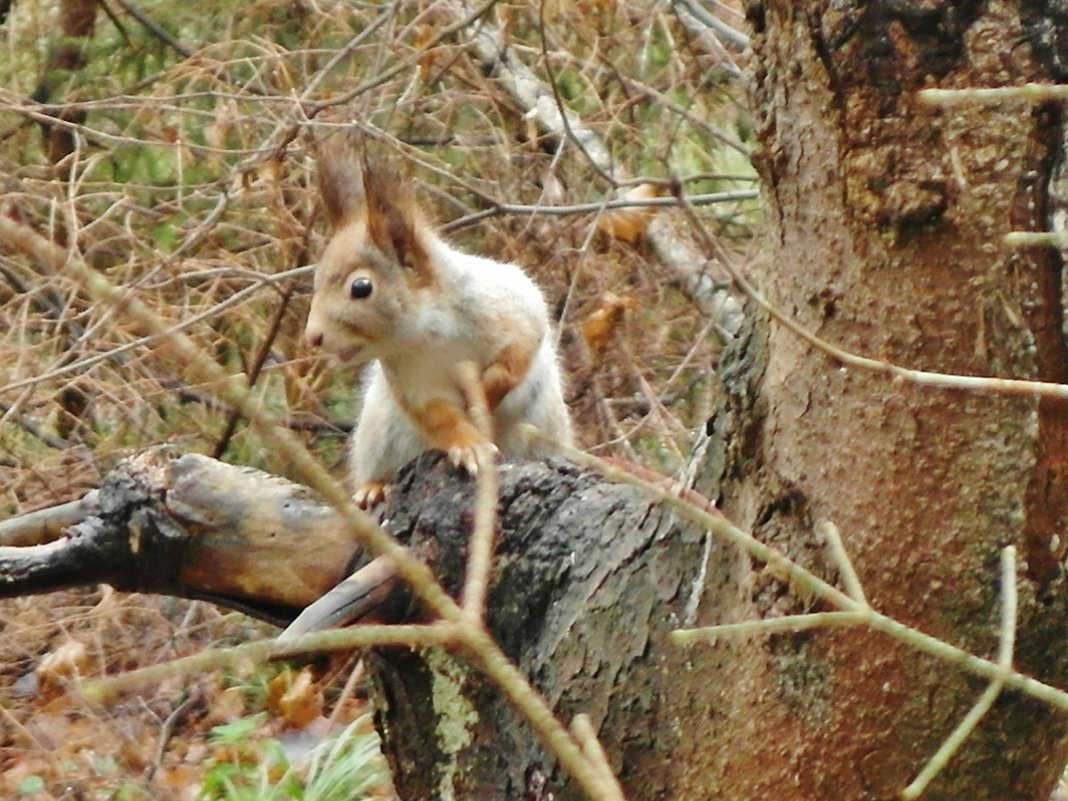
<box><xmin>365</xmin><ymin>457</ymin><xmax>740</xmax><ymax>801</ymax></box>
<box><xmin>377</xmin><ymin>5</ymin><xmax>1068</xmax><ymax>798</ymax></box>
<box><xmin>694</xmin><ymin>2</ymin><xmax>1068</xmax><ymax>798</ymax></box>
<box><xmin>0</xmin><ymin>450</ymin><xmax>744</xmax><ymax>800</ymax></box>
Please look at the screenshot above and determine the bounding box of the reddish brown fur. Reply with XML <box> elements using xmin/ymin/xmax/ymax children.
<box><xmin>400</xmin><ymin>396</ymin><xmax>487</xmax><ymax>455</ymax></box>
<box><xmin>316</xmin><ymin>136</ymin><xmax>434</xmax><ymax>287</ymax></box>
<box><xmin>316</xmin><ymin>138</ymin><xmax>366</xmax><ymax>228</ymax></box>
<box><xmin>482</xmin><ymin>341</ymin><xmax>539</xmax><ymax>410</ymax></box>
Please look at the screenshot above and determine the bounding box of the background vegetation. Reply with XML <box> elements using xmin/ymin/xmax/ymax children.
<box><xmin>0</xmin><ymin>1</ymin><xmax>755</xmax><ymax>798</ymax></box>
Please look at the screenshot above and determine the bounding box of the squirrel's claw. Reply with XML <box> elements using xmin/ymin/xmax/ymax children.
<box><xmin>353</xmin><ymin>481</ymin><xmax>392</xmax><ymax>509</ymax></box>
<box><xmin>447</xmin><ymin>441</ymin><xmax>499</xmax><ymax>475</ymax></box>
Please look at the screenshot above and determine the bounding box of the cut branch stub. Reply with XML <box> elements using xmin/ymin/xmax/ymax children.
<box><xmin>371</xmin><ymin>456</ymin><xmax>738</xmax><ymax>801</ymax></box>
<box><xmin>163</xmin><ymin>452</ymin><xmax>360</xmax><ymax>612</ymax></box>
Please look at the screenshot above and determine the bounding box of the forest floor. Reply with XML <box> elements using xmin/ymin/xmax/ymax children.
<box><xmin>1</xmin><ymin>589</ymin><xmax>390</xmax><ymax>800</ymax></box>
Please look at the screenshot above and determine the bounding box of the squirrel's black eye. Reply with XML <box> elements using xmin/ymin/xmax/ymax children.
<box><xmin>350</xmin><ymin>277</ymin><xmax>373</xmax><ymax>300</ymax></box>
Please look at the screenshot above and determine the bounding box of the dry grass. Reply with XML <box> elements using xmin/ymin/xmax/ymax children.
<box><xmin>0</xmin><ymin>0</ymin><xmax>755</xmax><ymax>796</ymax></box>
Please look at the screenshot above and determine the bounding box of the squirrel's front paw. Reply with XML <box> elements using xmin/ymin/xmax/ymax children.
<box><xmin>353</xmin><ymin>481</ymin><xmax>392</xmax><ymax>509</ymax></box>
<box><xmin>447</xmin><ymin>440</ymin><xmax>500</xmax><ymax>476</ymax></box>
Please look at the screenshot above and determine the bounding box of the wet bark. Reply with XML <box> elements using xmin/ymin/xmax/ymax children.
<box><xmin>0</xmin><ymin>449</ymin><xmax>360</xmax><ymax>622</ymax></box>
<box><xmin>365</xmin><ymin>455</ymin><xmax>741</xmax><ymax>801</ymax></box>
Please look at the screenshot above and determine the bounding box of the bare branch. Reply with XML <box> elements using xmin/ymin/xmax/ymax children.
<box><xmin>900</xmin><ymin>547</ymin><xmax>1019</xmax><ymax>799</ymax></box>
<box><xmin>543</xmin><ymin>435</ymin><xmax>1068</xmax><ymax>714</ymax></box>
<box><xmin>919</xmin><ymin>83</ymin><xmax>1068</xmax><ymax>106</ymax></box>
<box><xmin>113</xmin><ymin>0</ymin><xmax>194</xmax><ymax>59</ymax></box>
<box><xmin>673</xmin><ymin>186</ymin><xmax>1068</xmax><ymax>402</ymax></box>
<box><xmin>443</xmin><ymin>0</ymin><xmax>746</xmax><ymax>335</ymax></box>
<box><xmin>457</xmin><ymin>362</ymin><xmax>499</xmax><ymax>622</ymax></box>
<box><xmin>0</xmin><ymin>494</ymin><xmax>97</xmax><ymax>547</ymax></box>
<box><xmin>817</xmin><ymin>520</ymin><xmax>867</xmax><ymax>605</ymax></box>
<box><xmin>0</xmin><ymin>213</ymin><xmax>625</xmax><ymax>801</ymax></box>
<box><xmin>672</xmin><ymin>0</ymin><xmax>750</xmax><ymax>51</ymax></box>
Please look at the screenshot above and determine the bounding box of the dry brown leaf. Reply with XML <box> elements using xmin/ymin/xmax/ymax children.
<box><xmin>158</xmin><ymin>763</ymin><xmax>203</xmax><ymax>798</ymax></box>
<box><xmin>35</xmin><ymin>639</ymin><xmax>89</xmax><ymax>692</ymax></box>
<box><xmin>1</xmin><ymin>753</ymin><xmax>54</xmax><ymax>796</ymax></box>
<box><xmin>25</xmin><ymin>712</ymin><xmax>101</xmax><ymax>752</ymax></box>
<box><xmin>415</xmin><ymin>25</ymin><xmax>440</xmax><ymax>80</ymax></box>
<box><xmin>202</xmin><ymin>685</ymin><xmax>247</xmax><ymax>728</ymax></box>
<box><xmin>267</xmin><ymin>666</ymin><xmax>322</xmax><ymax>730</ymax></box>
<box><xmin>594</xmin><ymin>183</ymin><xmax>663</xmax><ymax>244</ymax></box>
<box><xmin>581</xmin><ymin>292</ymin><xmax>637</xmax><ymax>355</ymax></box>
<box><xmin>205</xmin><ymin>100</ymin><xmax>236</xmax><ymax>151</ymax></box>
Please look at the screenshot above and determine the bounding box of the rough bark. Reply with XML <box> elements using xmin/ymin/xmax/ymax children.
<box><xmin>6</xmin><ymin>7</ymin><xmax>1068</xmax><ymax>798</ymax></box>
<box><xmin>692</xmin><ymin>2</ymin><xmax>1068</xmax><ymax>799</ymax></box>
<box><xmin>366</xmin><ymin>455</ymin><xmax>742</xmax><ymax>801</ymax></box>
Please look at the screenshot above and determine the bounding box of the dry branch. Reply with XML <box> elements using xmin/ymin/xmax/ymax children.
<box><xmin>7</xmin><ymin>441</ymin><xmax>1068</xmax><ymax>800</ymax></box>
<box><xmin>445</xmin><ymin>0</ymin><xmax>746</xmax><ymax>335</ymax></box>
<box><xmin>0</xmin><ymin>448</ymin><xmax>359</xmax><ymax>621</ymax></box>
<box><xmin>0</xmin><ymin>210</ymin><xmax>628</xmax><ymax>801</ymax></box>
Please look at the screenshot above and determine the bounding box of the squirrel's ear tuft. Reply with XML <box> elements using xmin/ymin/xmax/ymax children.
<box><xmin>316</xmin><ymin>136</ymin><xmax>366</xmax><ymax>229</ymax></box>
<box><xmin>362</xmin><ymin>163</ymin><xmax>431</xmax><ymax>278</ymax></box>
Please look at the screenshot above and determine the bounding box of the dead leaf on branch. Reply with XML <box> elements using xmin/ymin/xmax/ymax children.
<box><xmin>581</xmin><ymin>291</ymin><xmax>637</xmax><ymax>354</ymax></box>
<box><xmin>594</xmin><ymin>183</ymin><xmax>664</xmax><ymax>244</ymax></box>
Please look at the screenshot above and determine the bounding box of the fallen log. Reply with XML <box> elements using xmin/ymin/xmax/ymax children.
<box><xmin>0</xmin><ymin>448</ymin><xmax>359</xmax><ymax>622</ymax></box>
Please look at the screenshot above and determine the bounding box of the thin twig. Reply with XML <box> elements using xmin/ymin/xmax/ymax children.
<box><xmin>672</xmin><ymin>611</ymin><xmax>867</xmax><ymax>642</ymax></box>
<box><xmin>0</xmin><ymin>402</ymin><xmax>74</xmax><ymax>453</ymax></box>
<box><xmin>0</xmin><ymin>701</ymin><xmax>59</xmax><ymax>765</ymax></box>
<box><xmin>672</xmin><ymin>0</ymin><xmax>750</xmax><ymax>51</ymax></box>
<box><xmin>211</xmin><ymin>278</ymin><xmax>298</xmax><ymax>459</ymax></box>
<box><xmin>816</xmin><ymin>521</ymin><xmax>867</xmax><ymax>605</ymax></box>
<box><xmin>535</xmin><ymin>0</ymin><xmax>616</xmax><ymax>183</ymax></box>
<box><xmin>456</xmin><ymin>362</ymin><xmax>499</xmax><ymax>622</ymax></box>
<box><xmin>0</xmin><ymin>265</ymin><xmax>314</xmax><ymax>397</ymax></box>
<box><xmin>463</xmin><ymin>623</ymin><xmax>627</xmax><ymax>801</ymax></box>
<box><xmin>442</xmin><ymin>0</ymin><xmax>745</xmax><ymax>329</ymax></box>
<box><xmin>325</xmin><ymin>658</ymin><xmax>366</xmax><ymax>734</ymax></box>
<box><xmin>900</xmin><ymin>546</ymin><xmax>1018</xmax><ymax>799</ymax></box>
<box><xmin>113</xmin><ymin>0</ymin><xmax>194</xmax><ymax>58</ymax></box>
<box><xmin>0</xmin><ymin>492</ymin><xmax>97</xmax><ymax>546</ymax></box>
<box><xmin>539</xmin><ymin>433</ymin><xmax>1068</xmax><ymax>713</ymax></box>
<box><xmin>440</xmin><ymin>189</ymin><xmax>759</xmax><ymax>233</ymax></box>
<box><xmin>146</xmin><ymin>691</ymin><xmax>195</xmax><ymax>780</ymax></box>
<box><xmin>0</xmin><ymin>215</ymin><xmax>454</xmax><ymax>616</ymax></box>
<box><xmin>919</xmin><ymin>84</ymin><xmax>1068</xmax><ymax>106</ymax></box>
<box><xmin>1003</xmin><ymin>231</ymin><xmax>1068</xmax><ymax>248</ymax></box>
<box><xmin>571</xmin><ymin>713</ymin><xmax>628</xmax><ymax>801</ymax></box>
<box><xmin>672</xmin><ymin>186</ymin><xmax>1068</xmax><ymax>401</ymax></box>
<box><xmin>302</xmin><ymin>7</ymin><xmax>395</xmax><ymax>99</ymax></box>
<box><xmin>83</xmin><ymin>624</ymin><xmax>457</xmax><ymax>703</ymax></box>
<box><xmin>305</xmin><ymin>0</ymin><xmax>500</xmax><ymax>119</ymax></box>
<box><xmin>1</xmin><ymin>214</ymin><xmax>624</xmax><ymax>801</ymax></box>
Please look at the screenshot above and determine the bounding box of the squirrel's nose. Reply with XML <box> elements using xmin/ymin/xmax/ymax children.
<box><xmin>306</xmin><ymin>328</ymin><xmax>324</xmax><ymax>348</ymax></box>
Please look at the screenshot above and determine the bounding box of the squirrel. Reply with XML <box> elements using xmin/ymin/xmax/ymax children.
<box><xmin>304</xmin><ymin>138</ymin><xmax>573</xmax><ymax>508</ymax></box>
